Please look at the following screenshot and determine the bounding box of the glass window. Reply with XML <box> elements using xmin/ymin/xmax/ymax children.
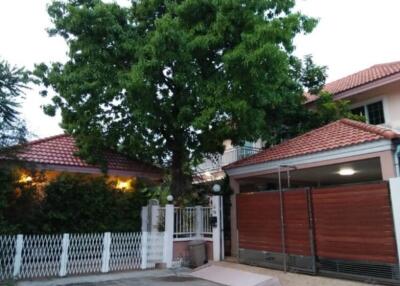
<box><xmin>367</xmin><ymin>101</ymin><xmax>385</xmax><ymax>125</ymax></box>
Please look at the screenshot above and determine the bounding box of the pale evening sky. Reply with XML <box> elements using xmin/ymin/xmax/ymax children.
<box><xmin>0</xmin><ymin>0</ymin><xmax>399</xmax><ymax>139</ymax></box>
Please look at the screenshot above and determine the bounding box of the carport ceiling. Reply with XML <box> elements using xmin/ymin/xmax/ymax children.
<box><xmin>238</xmin><ymin>157</ymin><xmax>382</xmax><ymax>187</ymax></box>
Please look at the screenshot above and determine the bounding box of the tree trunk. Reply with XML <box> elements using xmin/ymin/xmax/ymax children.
<box><xmin>170</xmin><ymin>150</ymin><xmax>191</xmax><ymax>198</ymax></box>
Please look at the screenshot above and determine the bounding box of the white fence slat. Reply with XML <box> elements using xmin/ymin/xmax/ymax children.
<box><xmin>101</xmin><ymin>232</ymin><xmax>111</xmax><ymax>273</ymax></box>
<box><xmin>59</xmin><ymin>234</ymin><xmax>69</xmax><ymax>276</ymax></box>
<box><xmin>13</xmin><ymin>234</ymin><xmax>23</xmax><ymax>278</ymax></box>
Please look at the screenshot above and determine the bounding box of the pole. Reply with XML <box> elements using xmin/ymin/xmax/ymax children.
<box><xmin>278</xmin><ymin>166</ymin><xmax>287</xmax><ymax>272</ymax></box>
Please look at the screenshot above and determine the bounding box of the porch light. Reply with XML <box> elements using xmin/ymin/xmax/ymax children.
<box><xmin>18</xmin><ymin>174</ymin><xmax>33</xmax><ymax>183</ymax></box>
<box><xmin>338</xmin><ymin>168</ymin><xmax>356</xmax><ymax>176</ymax></box>
<box><xmin>115</xmin><ymin>179</ymin><xmax>131</xmax><ymax>190</ymax></box>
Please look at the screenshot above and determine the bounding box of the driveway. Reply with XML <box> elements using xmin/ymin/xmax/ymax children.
<box><xmin>16</xmin><ymin>262</ymin><xmax>384</xmax><ymax>286</ymax></box>
<box><xmin>17</xmin><ymin>269</ymin><xmax>222</xmax><ymax>286</ymax></box>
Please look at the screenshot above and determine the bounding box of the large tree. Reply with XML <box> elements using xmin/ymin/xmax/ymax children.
<box><xmin>35</xmin><ymin>0</ymin><xmax>323</xmax><ymax>196</ymax></box>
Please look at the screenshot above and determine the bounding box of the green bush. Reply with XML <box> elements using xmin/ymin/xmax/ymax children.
<box><xmin>0</xmin><ymin>171</ymin><xmax>147</xmax><ymax>234</ymax></box>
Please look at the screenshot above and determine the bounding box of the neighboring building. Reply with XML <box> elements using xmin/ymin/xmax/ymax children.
<box><xmin>194</xmin><ymin>139</ymin><xmax>262</xmax><ymax>183</ymax></box>
<box><xmin>307</xmin><ymin>61</ymin><xmax>400</xmax><ymax>129</ymax></box>
<box><xmin>0</xmin><ymin>134</ymin><xmax>163</xmax><ymax>190</ymax></box>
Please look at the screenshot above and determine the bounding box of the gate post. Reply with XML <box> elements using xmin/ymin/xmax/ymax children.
<box><xmin>212</xmin><ymin>196</ymin><xmax>222</xmax><ymax>261</ymax></box>
<box><xmin>141</xmin><ymin>232</ymin><xmax>148</xmax><ymax>269</ymax></box>
<box><xmin>163</xmin><ymin>204</ymin><xmax>174</xmax><ymax>268</ymax></box>
<box><xmin>195</xmin><ymin>205</ymin><xmax>203</xmax><ymax>238</ymax></box>
<box><xmin>389</xmin><ymin>178</ymin><xmax>400</xmax><ymax>271</ymax></box>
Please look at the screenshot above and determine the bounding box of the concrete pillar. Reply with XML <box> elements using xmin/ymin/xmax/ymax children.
<box><xmin>212</xmin><ymin>196</ymin><xmax>222</xmax><ymax>261</ymax></box>
<box><xmin>163</xmin><ymin>204</ymin><xmax>174</xmax><ymax>268</ymax></box>
<box><xmin>229</xmin><ymin>177</ymin><xmax>240</xmax><ymax>257</ymax></box>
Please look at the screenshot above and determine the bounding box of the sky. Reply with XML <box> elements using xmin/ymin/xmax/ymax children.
<box><xmin>0</xmin><ymin>0</ymin><xmax>399</xmax><ymax>139</ymax></box>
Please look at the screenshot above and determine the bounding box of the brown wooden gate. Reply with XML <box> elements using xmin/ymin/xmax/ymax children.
<box><xmin>312</xmin><ymin>182</ymin><xmax>399</xmax><ymax>281</ymax></box>
<box><xmin>237</xmin><ymin>188</ymin><xmax>315</xmax><ymax>272</ymax></box>
<box><xmin>237</xmin><ymin>182</ymin><xmax>399</xmax><ymax>281</ymax></box>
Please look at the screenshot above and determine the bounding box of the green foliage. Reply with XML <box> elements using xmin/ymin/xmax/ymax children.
<box><xmin>0</xmin><ymin>170</ymin><xmax>147</xmax><ymax>234</ymax></box>
<box><xmin>41</xmin><ymin>173</ymin><xmax>146</xmax><ymax>233</ymax></box>
<box><xmin>0</xmin><ymin>60</ymin><xmax>30</xmax><ymax>149</ymax></box>
<box><xmin>264</xmin><ymin>91</ymin><xmax>364</xmax><ymax>145</ymax></box>
<box><xmin>35</xmin><ymin>0</ymin><xmax>323</xmax><ymax>196</ymax></box>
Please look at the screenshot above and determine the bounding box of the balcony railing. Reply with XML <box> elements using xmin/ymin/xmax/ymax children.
<box><xmin>195</xmin><ymin>146</ymin><xmax>261</xmax><ymax>173</ymax></box>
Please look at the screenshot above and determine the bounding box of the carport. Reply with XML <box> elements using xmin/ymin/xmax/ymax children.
<box><xmin>224</xmin><ymin>119</ymin><xmax>400</xmax><ymax>283</ymax></box>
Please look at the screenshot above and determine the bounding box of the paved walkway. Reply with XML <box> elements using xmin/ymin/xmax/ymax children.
<box><xmin>213</xmin><ymin>261</ymin><xmax>383</xmax><ymax>286</ymax></box>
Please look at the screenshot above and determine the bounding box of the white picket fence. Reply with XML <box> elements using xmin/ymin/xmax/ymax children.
<box><xmin>0</xmin><ymin>232</ymin><xmax>164</xmax><ymax>281</ymax></box>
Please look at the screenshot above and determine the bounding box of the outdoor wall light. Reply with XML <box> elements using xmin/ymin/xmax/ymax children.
<box><xmin>212</xmin><ymin>183</ymin><xmax>221</xmax><ymax>193</ymax></box>
<box><xmin>338</xmin><ymin>168</ymin><xmax>356</xmax><ymax>176</ymax></box>
<box><xmin>18</xmin><ymin>174</ymin><xmax>33</xmax><ymax>183</ymax></box>
<box><xmin>167</xmin><ymin>195</ymin><xmax>174</xmax><ymax>202</ymax></box>
<box><xmin>115</xmin><ymin>179</ymin><xmax>131</xmax><ymax>190</ymax></box>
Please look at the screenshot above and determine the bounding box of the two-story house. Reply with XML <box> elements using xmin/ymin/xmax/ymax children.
<box><xmin>307</xmin><ymin>61</ymin><xmax>400</xmax><ymax>128</ymax></box>
<box><xmin>195</xmin><ymin>61</ymin><xmax>400</xmax><ymax>183</ymax></box>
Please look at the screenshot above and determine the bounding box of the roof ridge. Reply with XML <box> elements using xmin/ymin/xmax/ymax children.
<box><xmin>371</xmin><ymin>61</ymin><xmax>400</xmax><ymax>68</ymax></box>
<box><xmin>340</xmin><ymin>118</ymin><xmax>399</xmax><ymax>139</ymax></box>
<box><xmin>25</xmin><ymin>133</ymin><xmax>69</xmax><ymax>146</ymax></box>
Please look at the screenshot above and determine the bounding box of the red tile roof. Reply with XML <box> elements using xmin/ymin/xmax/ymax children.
<box><xmin>1</xmin><ymin>134</ymin><xmax>162</xmax><ymax>175</ymax></box>
<box><xmin>224</xmin><ymin>119</ymin><xmax>399</xmax><ymax>170</ymax></box>
<box><xmin>306</xmin><ymin>61</ymin><xmax>400</xmax><ymax>103</ymax></box>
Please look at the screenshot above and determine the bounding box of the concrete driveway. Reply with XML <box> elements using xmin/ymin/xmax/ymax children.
<box><xmin>17</xmin><ymin>269</ymin><xmax>222</xmax><ymax>286</ymax></box>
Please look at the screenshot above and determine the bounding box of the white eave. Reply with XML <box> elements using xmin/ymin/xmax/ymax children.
<box><xmin>225</xmin><ymin>139</ymin><xmax>394</xmax><ymax>178</ymax></box>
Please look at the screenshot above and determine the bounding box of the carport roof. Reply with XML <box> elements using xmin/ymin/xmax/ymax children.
<box><xmin>224</xmin><ymin>119</ymin><xmax>399</xmax><ymax>170</ymax></box>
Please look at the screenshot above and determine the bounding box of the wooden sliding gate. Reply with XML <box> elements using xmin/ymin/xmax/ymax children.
<box><xmin>237</xmin><ymin>182</ymin><xmax>399</xmax><ymax>282</ymax></box>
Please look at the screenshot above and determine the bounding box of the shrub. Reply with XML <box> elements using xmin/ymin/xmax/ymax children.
<box><xmin>0</xmin><ymin>171</ymin><xmax>147</xmax><ymax>234</ymax></box>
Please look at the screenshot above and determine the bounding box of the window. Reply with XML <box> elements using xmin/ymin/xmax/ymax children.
<box><xmin>351</xmin><ymin>100</ymin><xmax>385</xmax><ymax>125</ymax></box>
<box><xmin>367</xmin><ymin>101</ymin><xmax>385</xmax><ymax>125</ymax></box>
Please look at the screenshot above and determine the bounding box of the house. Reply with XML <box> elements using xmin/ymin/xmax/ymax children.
<box><xmin>195</xmin><ymin>61</ymin><xmax>400</xmax><ymax>183</ymax></box>
<box><xmin>307</xmin><ymin>61</ymin><xmax>400</xmax><ymax>128</ymax></box>
<box><xmin>223</xmin><ymin>119</ymin><xmax>400</xmax><ymax>282</ymax></box>
<box><xmin>0</xmin><ymin>134</ymin><xmax>163</xmax><ymax>189</ymax></box>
